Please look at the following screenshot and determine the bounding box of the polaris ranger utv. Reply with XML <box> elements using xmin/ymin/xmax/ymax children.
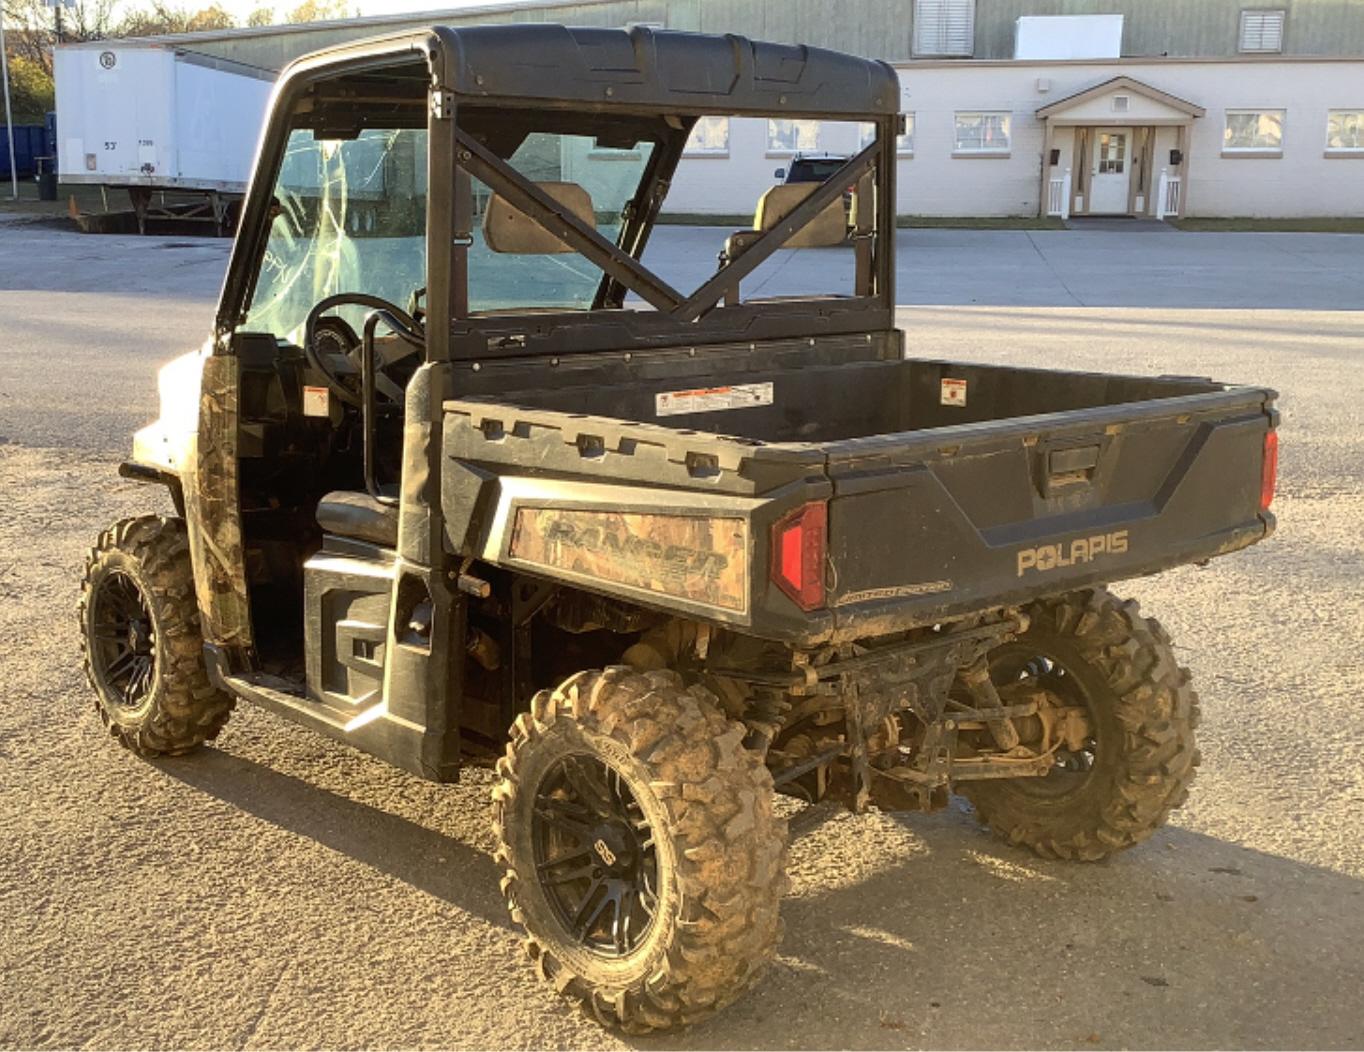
<box><xmin>79</xmin><ymin>24</ymin><xmax>1279</xmax><ymax>1033</ymax></box>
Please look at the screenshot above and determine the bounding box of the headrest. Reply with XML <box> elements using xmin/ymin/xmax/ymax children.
<box><xmin>753</xmin><ymin>183</ymin><xmax>847</xmax><ymax>248</ymax></box>
<box><xmin>483</xmin><ymin>181</ymin><xmax>595</xmax><ymax>254</ymax></box>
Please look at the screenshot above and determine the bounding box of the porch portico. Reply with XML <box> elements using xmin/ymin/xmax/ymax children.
<box><xmin>1037</xmin><ymin>76</ymin><xmax>1205</xmax><ymax>220</ymax></box>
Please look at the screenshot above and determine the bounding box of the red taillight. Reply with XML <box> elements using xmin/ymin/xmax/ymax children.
<box><xmin>771</xmin><ymin>502</ymin><xmax>827</xmax><ymax>611</ymax></box>
<box><xmin>1261</xmin><ymin>430</ymin><xmax>1278</xmax><ymax>510</ymax></box>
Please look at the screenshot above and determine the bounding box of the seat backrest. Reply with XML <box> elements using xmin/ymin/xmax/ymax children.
<box><xmin>483</xmin><ymin>181</ymin><xmax>595</xmax><ymax>254</ymax></box>
<box><xmin>753</xmin><ymin>183</ymin><xmax>847</xmax><ymax>248</ymax></box>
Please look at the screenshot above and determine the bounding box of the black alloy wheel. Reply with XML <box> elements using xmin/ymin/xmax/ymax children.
<box><xmin>88</xmin><ymin>570</ymin><xmax>157</xmax><ymax>712</ymax></box>
<box><xmin>492</xmin><ymin>667</ymin><xmax>788</xmax><ymax>1031</ymax></box>
<box><xmin>532</xmin><ymin>754</ymin><xmax>659</xmax><ymax>956</ymax></box>
<box><xmin>79</xmin><ymin>515</ymin><xmax>235</xmax><ymax>756</ymax></box>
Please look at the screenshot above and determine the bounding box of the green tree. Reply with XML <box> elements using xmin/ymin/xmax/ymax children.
<box><xmin>4</xmin><ymin>53</ymin><xmax>54</xmax><ymax>122</ymax></box>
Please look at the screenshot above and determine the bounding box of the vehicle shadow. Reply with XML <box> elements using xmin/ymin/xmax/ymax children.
<box><xmin>153</xmin><ymin>747</ymin><xmax>511</xmax><ymax>931</ymax></box>
<box><xmin>634</xmin><ymin>805</ymin><xmax>1364</xmax><ymax>1051</ymax></box>
<box><xmin>152</xmin><ymin>747</ymin><xmax>1363</xmax><ymax>1050</ymax></box>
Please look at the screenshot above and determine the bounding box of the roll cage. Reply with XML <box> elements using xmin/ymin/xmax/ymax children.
<box><xmin>217</xmin><ymin>23</ymin><xmax>902</xmax><ymax>362</ymax></box>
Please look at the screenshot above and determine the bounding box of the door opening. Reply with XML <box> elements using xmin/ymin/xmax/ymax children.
<box><xmin>1088</xmin><ymin>127</ymin><xmax>1132</xmax><ymax>215</ymax></box>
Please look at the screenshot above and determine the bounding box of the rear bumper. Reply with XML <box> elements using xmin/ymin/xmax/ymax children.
<box><xmin>825</xmin><ymin>516</ymin><xmax>1271</xmax><ymax>642</ymax></box>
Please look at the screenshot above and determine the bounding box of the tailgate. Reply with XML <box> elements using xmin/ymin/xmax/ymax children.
<box><xmin>822</xmin><ymin>386</ymin><xmax>1277</xmax><ymax>637</ymax></box>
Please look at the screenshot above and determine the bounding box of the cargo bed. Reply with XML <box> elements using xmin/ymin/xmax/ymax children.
<box><xmin>443</xmin><ymin>340</ymin><xmax>1277</xmax><ymax>644</ymax></box>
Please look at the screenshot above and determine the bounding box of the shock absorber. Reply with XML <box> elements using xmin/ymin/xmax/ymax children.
<box><xmin>958</xmin><ymin>656</ymin><xmax>1021</xmax><ymax>751</ymax></box>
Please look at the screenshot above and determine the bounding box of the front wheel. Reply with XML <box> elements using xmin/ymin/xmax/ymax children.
<box><xmin>78</xmin><ymin>515</ymin><xmax>234</xmax><ymax>756</ymax></box>
<box><xmin>961</xmin><ymin>587</ymin><xmax>1200</xmax><ymax>861</ymax></box>
<box><xmin>492</xmin><ymin>668</ymin><xmax>787</xmax><ymax>1033</ymax></box>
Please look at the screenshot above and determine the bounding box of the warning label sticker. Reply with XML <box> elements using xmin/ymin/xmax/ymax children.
<box><xmin>940</xmin><ymin>378</ymin><xmax>968</xmax><ymax>407</ymax></box>
<box><xmin>302</xmin><ymin>385</ymin><xmax>331</xmax><ymax>418</ymax></box>
<box><xmin>655</xmin><ymin>381</ymin><xmax>774</xmax><ymax>417</ymax></box>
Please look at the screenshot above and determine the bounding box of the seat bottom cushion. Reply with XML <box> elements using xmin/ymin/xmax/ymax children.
<box><xmin>316</xmin><ymin>490</ymin><xmax>399</xmax><ymax>547</ymax></box>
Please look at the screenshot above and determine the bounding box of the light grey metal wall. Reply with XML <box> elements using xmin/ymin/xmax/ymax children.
<box><xmin>177</xmin><ymin>2</ymin><xmax>695</xmax><ymax>71</ymax></box>
<box><xmin>178</xmin><ymin>0</ymin><xmax>911</xmax><ymax>71</ymax></box>
<box><xmin>691</xmin><ymin>0</ymin><xmax>913</xmax><ymax>63</ymax></box>
<box><xmin>972</xmin><ymin>0</ymin><xmax>1364</xmax><ymax>59</ymax></box>
<box><xmin>105</xmin><ymin>0</ymin><xmax>1364</xmax><ymax>71</ymax></box>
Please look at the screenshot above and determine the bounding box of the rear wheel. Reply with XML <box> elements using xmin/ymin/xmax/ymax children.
<box><xmin>961</xmin><ymin>587</ymin><xmax>1199</xmax><ymax>860</ymax></box>
<box><xmin>78</xmin><ymin>515</ymin><xmax>234</xmax><ymax>756</ymax></box>
<box><xmin>492</xmin><ymin>667</ymin><xmax>787</xmax><ymax>1032</ymax></box>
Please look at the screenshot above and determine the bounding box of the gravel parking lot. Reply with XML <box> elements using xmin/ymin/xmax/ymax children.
<box><xmin>1</xmin><ymin>221</ymin><xmax>1362</xmax><ymax>1049</ymax></box>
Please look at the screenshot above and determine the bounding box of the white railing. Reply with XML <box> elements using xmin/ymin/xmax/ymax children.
<box><xmin>1155</xmin><ymin>166</ymin><xmax>1183</xmax><ymax>220</ymax></box>
<box><xmin>1046</xmin><ymin>167</ymin><xmax>1072</xmax><ymax>219</ymax></box>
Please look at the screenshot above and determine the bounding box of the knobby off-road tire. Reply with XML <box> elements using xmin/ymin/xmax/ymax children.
<box><xmin>492</xmin><ymin>667</ymin><xmax>787</xmax><ymax>1033</ymax></box>
<box><xmin>79</xmin><ymin>515</ymin><xmax>234</xmax><ymax>756</ymax></box>
<box><xmin>962</xmin><ymin>587</ymin><xmax>1200</xmax><ymax>861</ymax></box>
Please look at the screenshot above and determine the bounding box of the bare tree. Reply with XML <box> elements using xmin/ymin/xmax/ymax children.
<box><xmin>286</xmin><ymin>0</ymin><xmax>354</xmax><ymax>23</ymax></box>
<box><xmin>118</xmin><ymin>2</ymin><xmax>235</xmax><ymax>36</ymax></box>
<box><xmin>2</xmin><ymin>0</ymin><xmax>117</xmax><ymax>76</ymax></box>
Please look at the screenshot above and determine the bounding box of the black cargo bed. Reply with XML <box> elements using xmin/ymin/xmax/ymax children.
<box><xmin>443</xmin><ymin>346</ymin><xmax>1276</xmax><ymax>642</ymax></box>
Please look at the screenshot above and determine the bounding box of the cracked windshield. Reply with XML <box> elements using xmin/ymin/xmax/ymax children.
<box><xmin>244</xmin><ymin>127</ymin><xmax>654</xmax><ymax>332</ymax></box>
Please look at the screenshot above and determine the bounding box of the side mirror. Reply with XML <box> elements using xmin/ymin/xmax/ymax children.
<box><xmin>773</xmin><ymin>167</ymin><xmax>786</xmax><ymax>180</ymax></box>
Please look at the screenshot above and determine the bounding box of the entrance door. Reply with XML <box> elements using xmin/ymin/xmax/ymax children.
<box><xmin>1089</xmin><ymin>128</ymin><xmax>1131</xmax><ymax>214</ymax></box>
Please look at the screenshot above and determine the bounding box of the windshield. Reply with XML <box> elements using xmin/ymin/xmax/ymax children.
<box><xmin>244</xmin><ymin>127</ymin><xmax>427</xmax><ymax>338</ymax></box>
<box><xmin>468</xmin><ymin>132</ymin><xmax>655</xmax><ymax>313</ymax></box>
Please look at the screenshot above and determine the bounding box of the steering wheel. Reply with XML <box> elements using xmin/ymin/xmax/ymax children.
<box><xmin>303</xmin><ymin>293</ymin><xmax>424</xmax><ymax>408</ymax></box>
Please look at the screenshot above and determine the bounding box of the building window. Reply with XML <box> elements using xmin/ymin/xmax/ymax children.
<box><xmin>1239</xmin><ymin>9</ymin><xmax>1285</xmax><ymax>53</ymax></box>
<box><xmin>914</xmin><ymin>0</ymin><xmax>975</xmax><ymax>57</ymax></box>
<box><xmin>1325</xmin><ymin>110</ymin><xmax>1364</xmax><ymax>153</ymax></box>
<box><xmin>767</xmin><ymin>119</ymin><xmax>819</xmax><ymax>155</ymax></box>
<box><xmin>1223</xmin><ymin>109</ymin><xmax>1285</xmax><ymax>153</ymax></box>
<box><xmin>684</xmin><ymin>116</ymin><xmax>730</xmax><ymax>157</ymax></box>
<box><xmin>857</xmin><ymin>116</ymin><xmax>914</xmax><ymax>155</ymax></box>
<box><xmin>954</xmin><ymin>111</ymin><xmax>1010</xmax><ymax>154</ymax></box>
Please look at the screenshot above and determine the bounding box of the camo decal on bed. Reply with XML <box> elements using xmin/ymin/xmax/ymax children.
<box><xmin>509</xmin><ymin>507</ymin><xmax>749</xmax><ymax>613</ymax></box>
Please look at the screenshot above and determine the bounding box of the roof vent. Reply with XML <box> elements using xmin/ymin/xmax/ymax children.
<box><xmin>1113</xmin><ymin>94</ymin><xmax>1130</xmax><ymax>113</ymax></box>
<box><xmin>1239</xmin><ymin>10</ymin><xmax>1285</xmax><ymax>53</ymax></box>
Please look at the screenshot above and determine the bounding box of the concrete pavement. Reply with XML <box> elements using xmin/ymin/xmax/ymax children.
<box><xmin>1</xmin><ymin>223</ymin><xmax>1362</xmax><ymax>1049</ymax></box>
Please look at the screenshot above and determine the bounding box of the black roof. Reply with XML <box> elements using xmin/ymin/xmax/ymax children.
<box><xmin>286</xmin><ymin>24</ymin><xmax>901</xmax><ymax>119</ymax></box>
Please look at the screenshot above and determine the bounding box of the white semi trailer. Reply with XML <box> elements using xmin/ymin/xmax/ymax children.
<box><xmin>55</xmin><ymin>41</ymin><xmax>273</xmax><ymax>233</ymax></box>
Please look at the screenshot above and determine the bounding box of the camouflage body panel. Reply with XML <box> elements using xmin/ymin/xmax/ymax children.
<box><xmin>186</xmin><ymin>354</ymin><xmax>254</xmax><ymax>650</ymax></box>
<box><xmin>509</xmin><ymin>507</ymin><xmax>749</xmax><ymax>613</ymax></box>
<box><xmin>478</xmin><ymin>477</ymin><xmax>763</xmax><ymax>623</ymax></box>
